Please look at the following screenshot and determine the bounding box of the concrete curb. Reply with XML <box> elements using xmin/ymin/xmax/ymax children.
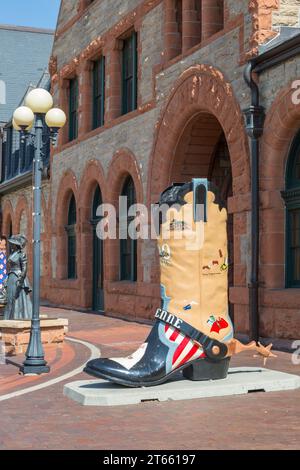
<box><xmin>64</xmin><ymin>367</ymin><xmax>300</xmax><ymax>406</ymax></box>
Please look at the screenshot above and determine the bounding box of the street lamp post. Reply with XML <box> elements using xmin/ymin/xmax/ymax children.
<box><xmin>13</xmin><ymin>89</ymin><xmax>66</xmax><ymax>375</ymax></box>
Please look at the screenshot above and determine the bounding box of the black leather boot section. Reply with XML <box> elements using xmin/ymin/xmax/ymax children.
<box><xmin>84</xmin><ymin>321</ymin><xmax>231</xmax><ymax>387</ymax></box>
<box><xmin>182</xmin><ymin>357</ymin><xmax>230</xmax><ymax>381</ymax></box>
<box><xmin>84</xmin><ymin>322</ymin><xmax>170</xmax><ymax>387</ymax></box>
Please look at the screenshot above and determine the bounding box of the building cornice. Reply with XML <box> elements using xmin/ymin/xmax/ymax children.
<box><xmin>0</xmin><ymin>24</ymin><xmax>54</xmax><ymax>35</ymax></box>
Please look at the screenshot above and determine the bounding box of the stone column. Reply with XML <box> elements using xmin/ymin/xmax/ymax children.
<box><xmin>182</xmin><ymin>0</ymin><xmax>201</xmax><ymax>52</ymax></box>
<box><xmin>201</xmin><ymin>0</ymin><xmax>224</xmax><ymax>41</ymax></box>
<box><xmin>164</xmin><ymin>0</ymin><xmax>182</xmax><ymax>61</ymax></box>
<box><xmin>104</xmin><ymin>39</ymin><xmax>123</xmax><ymax>122</ymax></box>
<box><xmin>58</xmin><ymin>77</ymin><xmax>70</xmax><ymax>146</ymax></box>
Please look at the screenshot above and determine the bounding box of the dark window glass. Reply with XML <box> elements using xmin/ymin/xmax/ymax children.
<box><xmin>175</xmin><ymin>0</ymin><xmax>183</xmax><ymax>37</ymax></box>
<box><xmin>284</xmin><ymin>131</ymin><xmax>300</xmax><ymax>287</ymax></box>
<box><xmin>92</xmin><ymin>56</ymin><xmax>105</xmax><ymax>129</ymax></box>
<box><xmin>66</xmin><ymin>194</ymin><xmax>77</xmax><ymax>279</ymax></box>
<box><xmin>120</xmin><ymin>176</ymin><xmax>137</xmax><ymax>281</ymax></box>
<box><xmin>122</xmin><ymin>32</ymin><xmax>138</xmax><ymax>115</ymax></box>
<box><xmin>1</xmin><ymin>105</ymin><xmax>50</xmax><ymax>183</ymax></box>
<box><xmin>289</xmin><ymin>210</ymin><xmax>300</xmax><ymax>283</ymax></box>
<box><xmin>92</xmin><ymin>185</ymin><xmax>102</xmax><ymax>220</ymax></box>
<box><xmin>69</xmin><ymin>78</ymin><xmax>78</xmax><ymax>141</ymax></box>
<box><xmin>5</xmin><ymin>126</ymin><xmax>13</xmax><ymax>179</ymax></box>
<box><xmin>8</xmin><ymin>219</ymin><xmax>12</xmax><ymax>238</ymax></box>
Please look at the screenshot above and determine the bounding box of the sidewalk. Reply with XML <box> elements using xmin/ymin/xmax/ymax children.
<box><xmin>0</xmin><ymin>307</ymin><xmax>300</xmax><ymax>450</ymax></box>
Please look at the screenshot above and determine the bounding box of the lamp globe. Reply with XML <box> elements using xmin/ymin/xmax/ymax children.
<box><xmin>13</xmin><ymin>106</ymin><xmax>34</xmax><ymax>128</ymax></box>
<box><xmin>45</xmin><ymin>108</ymin><xmax>67</xmax><ymax>129</ymax></box>
<box><xmin>12</xmin><ymin>118</ymin><xmax>33</xmax><ymax>132</ymax></box>
<box><xmin>25</xmin><ymin>88</ymin><xmax>53</xmax><ymax>114</ymax></box>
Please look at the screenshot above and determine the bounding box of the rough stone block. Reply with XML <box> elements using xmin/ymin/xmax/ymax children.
<box><xmin>0</xmin><ymin>318</ymin><xmax>69</xmax><ymax>356</ymax></box>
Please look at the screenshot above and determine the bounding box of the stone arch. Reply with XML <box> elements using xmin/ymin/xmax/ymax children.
<box><xmin>147</xmin><ymin>65</ymin><xmax>250</xmax><ymax>331</ymax></box>
<box><xmin>15</xmin><ymin>196</ymin><xmax>30</xmax><ymax>237</ymax></box>
<box><xmin>260</xmin><ymin>80</ymin><xmax>300</xmax><ymax>291</ymax></box>
<box><xmin>55</xmin><ymin>170</ymin><xmax>79</xmax><ymax>280</ymax></box>
<box><xmin>147</xmin><ymin>64</ymin><xmax>249</xmax><ymax>204</ymax></box>
<box><xmin>40</xmin><ymin>192</ymin><xmax>50</xmax><ymax>283</ymax></box>
<box><xmin>79</xmin><ymin>159</ymin><xmax>107</xmax><ymax>211</ymax></box>
<box><xmin>106</xmin><ymin>148</ymin><xmax>144</xmax><ymax>284</ymax></box>
<box><xmin>1</xmin><ymin>200</ymin><xmax>14</xmax><ymax>237</ymax></box>
<box><xmin>55</xmin><ymin>170</ymin><xmax>79</xmax><ymax>229</ymax></box>
<box><xmin>107</xmin><ymin>148</ymin><xmax>144</xmax><ymax>206</ymax></box>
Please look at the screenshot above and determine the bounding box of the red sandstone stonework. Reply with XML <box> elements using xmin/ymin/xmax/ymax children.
<box><xmin>0</xmin><ymin>319</ymin><xmax>68</xmax><ymax>356</ymax></box>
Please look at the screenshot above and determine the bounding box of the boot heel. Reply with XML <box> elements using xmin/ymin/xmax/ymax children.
<box><xmin>182</xmin><ymin>357</ymin><xmax>230</xmax><ymax>381</ymax></box>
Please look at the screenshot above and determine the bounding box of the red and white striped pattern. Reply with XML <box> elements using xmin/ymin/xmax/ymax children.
<box><xmin>164</xmin><ymin>325</ymin><xmax>206</xmax><ymax>370</ymax></box>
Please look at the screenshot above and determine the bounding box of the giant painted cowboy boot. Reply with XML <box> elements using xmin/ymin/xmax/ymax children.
<box><xmin>84</xmin><ymin>179</ymin><xmax>275</xmax><ymax>387</ymax></box>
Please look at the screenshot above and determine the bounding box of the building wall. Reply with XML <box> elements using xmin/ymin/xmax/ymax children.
<box><xmin>3</xmin><ymin>0</ymin><xmax>300</xmax><ymax>338</ymax></box>
<box><xmin>0</xmin><ymin>25</ymin><xmax>54</xmax><ymax>124</ymax></box>
<box><xmin>273</xmin><ymin>0</ymin><xmax>300</xmax><ymax>27</ymax></box>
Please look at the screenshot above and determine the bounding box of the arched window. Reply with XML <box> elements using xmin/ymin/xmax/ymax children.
<box><xmin>8</xmin><ymin>218</ymin><xmax>12</xmax><ymax>238</ymax></box>
<box><xmin>283</xmin><ymin>131</ymin><xmax>300</xmax><ymax>287</ymax></box>
<box><xmin>91</xmin><ymin>185</ymin><xmax>104</xmax><ymax>311</ymax></box>
<box><xmin>65</xmin><ymin>194</ymin><xmax>77</xmax><ymax>279</ymax></box>
<box><xmin>120</xmin><ymin>176</ymin><xmax>137</xmax><ymax>281</ymax></box>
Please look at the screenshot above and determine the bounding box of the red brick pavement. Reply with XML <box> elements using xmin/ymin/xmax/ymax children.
<box><xmin>0</xmin><ymin>307</ymin><xmax>300</xmax><ymax>450</ymax></box>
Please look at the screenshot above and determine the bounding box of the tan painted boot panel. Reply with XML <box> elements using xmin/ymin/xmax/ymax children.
<box><xmin>158</xmin><ymin>190</ymin><xmax>232</xmax><ymax>342</ymax></box>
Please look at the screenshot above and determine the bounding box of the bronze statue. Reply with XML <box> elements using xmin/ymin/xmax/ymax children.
<box><xmin>3</xmin><ymin>235</ymin><xmax>32</xmax><ymax>320</ymax></box>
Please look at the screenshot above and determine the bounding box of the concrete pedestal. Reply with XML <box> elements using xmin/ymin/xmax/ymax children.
<box><xmin>0</xmin><ymin>318</ymin><xmax>69</xmax><ymax>355</ymax></box>
<box><xmin>64</xmin><ymin>367</ymin><xmax>300</xmax><ymax>406</ymax></box>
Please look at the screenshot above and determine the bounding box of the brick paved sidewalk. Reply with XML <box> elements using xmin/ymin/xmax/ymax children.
<box><xmin>0</xmin><ymin>307</ymin><xmax>300</xmax><ymax>450</ymax></box>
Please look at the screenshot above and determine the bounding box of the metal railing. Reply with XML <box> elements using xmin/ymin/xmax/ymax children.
<box><xmin>1</xmin><ymin>123</ymin><xmax>50</xmax><ymax>183</ymax></box>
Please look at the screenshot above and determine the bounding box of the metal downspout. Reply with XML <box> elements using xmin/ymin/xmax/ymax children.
<box><xmin>243</xmin><ymin>62</ymin><xmax>265</xmax><ymax>342</ymax></box>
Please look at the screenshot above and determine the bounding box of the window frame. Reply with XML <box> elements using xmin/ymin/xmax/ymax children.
<box><xmin>68</xmin><ymin>77</ymin><xmax>79</xmax><ymax>142</ymax></box>
<box><xmin>119</xmin><ymin>176</ymin><xmax>137</xmax><ymax>282</ymax></box>
<box><xmin>282</xmin><ymin>131</ymin><xmax>300</xmax><ymax>288</ymax></box>
<box><xmin>65</xmin><ymin>194</ymin><xmax>77</xmax><ymax>280</ymax></box>
<box><xmin>92</xmin><ymin>56</ymin><xmax>105</xmax><ymax>130</ymax></box>
<box><xmin>121</xmin><ymin>31</ymin><xmax>138</xmax><ymax>116</ymax></box>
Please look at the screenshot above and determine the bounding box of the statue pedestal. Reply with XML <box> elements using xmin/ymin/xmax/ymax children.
<box><xmin>0</xmin><ymin>318</ymin><xmax>69</xmax><ymax>356</ymax></box>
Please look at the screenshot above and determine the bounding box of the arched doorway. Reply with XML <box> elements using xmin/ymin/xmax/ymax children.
<box><xmin>91</xmin><ymin>185</ymin><xmax>104</xmax><ymax>312</ymax></box>
<box><xmin>283</xmin><ymin>129</ymin><xmax>300</xmax><ymax>287</ymax></box>
<box><xmin>169</xmin><ymin>112</ymin><xmax>234</xmax><ymax>321</ymax></box>
<box><xmin>148</xmin><ymin>66</ymin><xmax>250</xmax><ymax>329</ymax></box>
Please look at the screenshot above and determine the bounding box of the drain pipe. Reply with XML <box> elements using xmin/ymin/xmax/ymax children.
<box><xmin>243</xmin><ymin>62</ymin><xmax>265</xmax><ymax>342</ymax></box>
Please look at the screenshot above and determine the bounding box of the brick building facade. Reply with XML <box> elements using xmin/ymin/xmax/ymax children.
<box><xmin>2</xmin><ymin>0</ymin><xmax>300</xmax><ymax>340</ymax></box>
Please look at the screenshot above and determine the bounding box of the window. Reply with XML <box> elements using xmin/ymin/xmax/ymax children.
<box><xmin>92</xmin><ymin>56</ymin><xmax>105</xmax><ymax>129</ymax></box>
<box><xmin>69</xmin><ymin>78</ymin><xmax>78</xmax><ymax>141</ymax></box>
<box><xmin>4</xmin><ymin>126</ymin><xmax>13</xmax><ymax>179</ymax></box>
<box><xmin>79</xmin><ymin>0</ymin><xmax>95</xmax><ymax>11</ymax></box>
<box><xmin>175</xmin><ymin>0</ymin><xmax>183</xmax><ymax>45</ymax></box>
<box><xmin>65</xmin><ymin>194</ymin><xmax>77</xmax><ymax>279</ymax></box>
<box><xmin>122</xmin><ymin>32</ymin><xmax>138</xmax><ymax>115</ymax></box>
<box><xmin>1</xmin><ymin>115</ymin><xmax>50</xmax><ymax>183</ymax></box>
<box><xmin>282</xmin><ymin>131</ymin><xmax>300</xmax><ymax>287</ymax></box>
<box><xmin>120</xmin><ymin>176</ymin><xmax>137</xmax><ymax>281</ymax></box>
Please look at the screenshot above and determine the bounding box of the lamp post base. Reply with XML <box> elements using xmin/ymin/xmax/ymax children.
<box><xmin>20</xmin><ymin>360</ymin><xmax>50</xmax><ymax>375</ymax></box>
<box><xmin>20</xmin><ymin>365</ymin><xmax>50</xmax><ymax>375</ymax></box>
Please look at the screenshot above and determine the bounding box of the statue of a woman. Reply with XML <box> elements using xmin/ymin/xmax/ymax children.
<box><xmin>3</xmin><ymin>235</ymin><xmax>32</xmax><ymax>320</ymax></box>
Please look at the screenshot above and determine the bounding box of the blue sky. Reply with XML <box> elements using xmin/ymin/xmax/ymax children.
<box><xmin>0</xmin><ymin>0</ymin><xmax>61</xmax><ymax>30</ymax></box>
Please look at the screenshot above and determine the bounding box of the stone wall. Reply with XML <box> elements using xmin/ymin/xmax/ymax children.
<box><xmin>55</xmin><ymin>0</ymin><xmax>144</xmax><ymax>70</ymax></box>
<box><xmin>273</xmin><ymin>0</ymin><xmax>300</xmax><ymax>27</ymax></box>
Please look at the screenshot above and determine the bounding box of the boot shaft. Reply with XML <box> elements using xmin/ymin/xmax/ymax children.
<box><xmin>158</xmin><ymin>179</ymin><xmax>233</xmax><ymax>342</ymax></box>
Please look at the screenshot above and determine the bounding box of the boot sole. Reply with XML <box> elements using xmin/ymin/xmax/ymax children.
<box><xmin>84</xmin><ymin>357</ymin><xmax>230</xmax><ymax>388</ymax></box>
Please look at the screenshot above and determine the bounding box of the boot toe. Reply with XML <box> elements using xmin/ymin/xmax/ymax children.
<box><xmin>84</xmin><ymin>358</ymin><xmax>138</xmax><ymax>384</ymax></box>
